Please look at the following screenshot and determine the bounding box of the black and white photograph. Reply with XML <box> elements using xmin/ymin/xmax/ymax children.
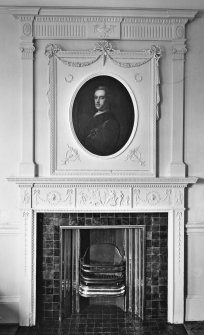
<box><xmin>0</xmin><ymin>0</ymin><xmax>203</xmax><ymax>335</ymax></box>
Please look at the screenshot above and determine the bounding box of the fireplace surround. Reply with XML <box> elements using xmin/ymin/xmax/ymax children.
<box><xmin>8</xmin><ymin>177</ymin><xmax>197</xmax><ymax>326</ymax></box>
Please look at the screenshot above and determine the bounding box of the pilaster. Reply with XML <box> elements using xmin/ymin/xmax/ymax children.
<box><xmin>168</xmin><ymin>208</ymin><xmax>185</xmax><ymax>323</ymax></box>
<box><xmin>16</xmin><ymin>15</ymin><xmax>37</xmax><ymax>176</ymax></box>
<box><xmin>171</xmin><ymin>34</ymin><xmax>187</xmax><ymax>176</ymax></box>
<box><xmin>19</xmin><ymin>185</ymin><xmax>35</xmax><ymax>326</ymax></box>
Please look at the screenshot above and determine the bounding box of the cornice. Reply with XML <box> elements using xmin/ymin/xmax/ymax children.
<box><xmin>7</xmin><ymin>176</ymin><xmax>198</xmax><ymax>186</ymax></box>
<box><xmin>8</xmin><ymin>7</ymin><xmax>197</xmax><ymax>41</ymax></box>
<box><xmin>9</xmin><ymin>7</ymin><xmax>40</xmax><ymax>16</ymax></box>
<box><xmin>5</xmin><ymin>7</ymin><xmax>197</xmax><ymax>19</ymax></box>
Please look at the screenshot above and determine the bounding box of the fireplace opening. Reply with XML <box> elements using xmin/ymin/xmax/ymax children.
<box><xmin>36</xmin><ymin>213</ymin><xmax>168</xmax><ymax>322</ymax></box>
<box><xmin>59</xmin><ymin>226</ymin><xmax>145</xmax><ymax>320</ymax></box>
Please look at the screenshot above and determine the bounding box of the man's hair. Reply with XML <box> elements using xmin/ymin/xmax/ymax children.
<box><xmin>94</xmin><ymin>86</ymin><xmax>111</xmax><ymax>102</ymax></box>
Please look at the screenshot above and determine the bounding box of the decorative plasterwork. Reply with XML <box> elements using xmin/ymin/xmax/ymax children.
<box><xmin>12</xmin><ymin>9</ymin><xmax>197</xmax><ymax>41</ymax></box>
<box><xmin>62</xmin><ymin>145</ymin><xmax>81</xmax><ymax>165</ymax></box>
<box><xmin>33</xmin><ymin>187</ymin><xmax>75</xmax><ymax>209</ymax></box>
<box><xmin>20</xmin><ymin>181</ymin><xmax>191</xmax><ymax>212</ymax></box>
<box><xmin>45</xmin><ymin>41</ymin><xmax>161</xmax><ymax>69</ymax></box>
<box><xmin>46</xmin><ymin>41</ymin><xmax>160</xmax><ymax>177</ymax></box>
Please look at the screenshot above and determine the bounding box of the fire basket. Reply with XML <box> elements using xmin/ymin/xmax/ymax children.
<box><xmin>79</xmin><ymin>243</ymin><xmax>125</xmax><ymax>297</ymax></box>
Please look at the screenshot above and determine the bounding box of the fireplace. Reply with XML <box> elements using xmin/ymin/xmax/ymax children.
<box><xmin>7</xmin><ymin>7</ymin><xmax>198</xmax><ymax>327</ymax></box>
<box><xmin>8</xmin><ymin>177</ymin><xmax>197</xmax><ymax>326</ymax></box>
<box><xmin>36</xmin><ymin>212</ymin><xmax>168</xmax><ymax>322</ymax></box>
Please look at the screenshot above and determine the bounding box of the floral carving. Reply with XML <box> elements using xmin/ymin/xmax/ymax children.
<box><xmin>65</xmin><ymin>74</ymin><xmax>74</xmax><ymax>83</ymax></box>
<box><xmin>94</xmin><ymin>23</ymin><xmax>116</xmax><ymax>38</ymax></box>
<box><xmin>62</xmin><ymin>145</ymin><xmax>80</xmax><ymax>165</ymax></box>
<box><xmin>175</xmin><ymin>189</ymin><xmax>184</xmax><ymax>206</ymax></box>
<box><xmin>45</xmin><ymin>41</ymin><xmax>161</xmax><ymax>69</ymax></box>
<box><xmin>135</xmin><ymin>73</ymin><xmax>143</xmax><ymax>82</ymax></box>
<box><xmin>22</xmin><ymin>190</ymin><xmax>31</xmax><ymax>205</ymax></box>
<box><xmin>45</xmin><ymin>43</ymin><xmax>61</xmax><ymax>60</ymax></box>
<box><xmin>23</xmin><ymin>22</ymin><xmax>32</xmax><ymax>36</ymax></box>
<box><xmin>176</xmin><ymin>25</ymin><xmax>184</xmax><ymax>39</ymax></box>
<box><xmin>146</xmin><ymin>191</ymin><xmax>161</xmax><ymax>205</ymax></box>
<box><xmin>126</xmin><ymin>146</ymin><xmax>145</xmax><ymax>166</ymax></box>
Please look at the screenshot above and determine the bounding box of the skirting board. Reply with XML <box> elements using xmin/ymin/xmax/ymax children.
<box><xmin>0</xmin><ymin>297</ymin><xmax>19</xmax><ymax>323</ymax></box>
<box><xmin>186</xmin><ymin>295</ymin><xmax>204</xmax><ymax>321</ymax></box>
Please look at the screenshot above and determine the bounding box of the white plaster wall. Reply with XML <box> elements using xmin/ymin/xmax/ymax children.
<box><xmin>0</xmin><ymin>0</ymin><xmax>204</xmax><ymax>323</ymax></box>
<box><xmin>0</xmin><ymin>13</ymin><xmax>21</xmax><ymax>323</ymax></box>
<box><xmin>184</xmin><ymin>16</ymin><xmax>204</xmax><ymax>320</ymax></box>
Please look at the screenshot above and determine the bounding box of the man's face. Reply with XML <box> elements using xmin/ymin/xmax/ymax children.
<box><xmin>94</xmin><ymin>89</ymin><xmax>107</xmax><ymax>111</ymax></box>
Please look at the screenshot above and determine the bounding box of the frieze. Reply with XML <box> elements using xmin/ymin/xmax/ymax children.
<box><xmin>19</xmin><ymin>186</ymin><xmax>32</xmax><ymax>209</ymax></box>
<box><xmin>133</xmin><ymin>188</ymin><xmax>173</xmax><ymax>208</ymax></box>
<box><xmin>32</xmin><ymin>15</ymin><xmax>191</xmax><ymax>41</ymax></box>
<box><xmin>32</xmin><ymin>187</ymin><xmax>75</xmax><ymax>209</ymax></box>
<box><xmin>174</xmin><ymin>189</ymin><xmax>184</xmax><ymax>207</ymax></box>
<box><xmin>87</xmin><ymin>21</ymin><xmax>120</xmax><ymax>39</ymax></box>
<box><xmin>76</xmin><ymin>187</ymin><xmax>131</xmax><ymax>209</ymax></box>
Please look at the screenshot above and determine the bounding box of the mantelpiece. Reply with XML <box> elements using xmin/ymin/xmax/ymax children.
<box><xmin>8</xmin><ymin>176</ymin><xmax>197</xmax><ymax>326</ymax></box>
<box><xmin>7</xmin><ymin>6</ymin><xmax>198</xmax><ymax>327</ymax></box>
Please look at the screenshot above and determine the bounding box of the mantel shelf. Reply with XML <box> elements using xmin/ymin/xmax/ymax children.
<box><xmin>7</xmin><ymin>176</ymin><xmax>198</xmax><ymax>186</ymax></box>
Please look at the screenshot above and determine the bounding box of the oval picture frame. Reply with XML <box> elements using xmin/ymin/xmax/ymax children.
<box><xmin>71</xmin><ymin>75</ymin><xmax>137</xmax><ymax>157</ymax></box>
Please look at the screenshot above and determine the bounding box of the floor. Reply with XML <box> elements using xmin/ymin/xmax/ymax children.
<box><xmin>0</xmin><ymin>306</ymin><xmax>204</xmax><ymax>335</ymax></box>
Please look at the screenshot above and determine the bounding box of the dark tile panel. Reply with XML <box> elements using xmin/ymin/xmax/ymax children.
<box><xmin>36</xmin><ymin>213</ymin><xmax>168</xmax><ymax>321</ymax></box>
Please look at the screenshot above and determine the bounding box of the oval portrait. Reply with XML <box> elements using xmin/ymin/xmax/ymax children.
<box><xmin>72</xmin><ymin>75</ymin><xmax>135</xmax><ymax>156</ymax></box>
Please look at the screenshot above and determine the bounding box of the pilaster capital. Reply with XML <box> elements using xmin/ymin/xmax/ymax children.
<box><xmin>172</xmin><ymin>42</ymin><xmax>187</xmax><ymax>60</ymax></box>
<box><xmin>19</xmin><ymin>43</ymin><xmax>35</xmax><ymax>60</ymax></box>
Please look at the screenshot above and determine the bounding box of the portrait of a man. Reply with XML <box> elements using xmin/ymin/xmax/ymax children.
<box><xmin>72</xmin><ymin>75</ymin><xmax>135</xmax><ymax>156</ymax></box>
